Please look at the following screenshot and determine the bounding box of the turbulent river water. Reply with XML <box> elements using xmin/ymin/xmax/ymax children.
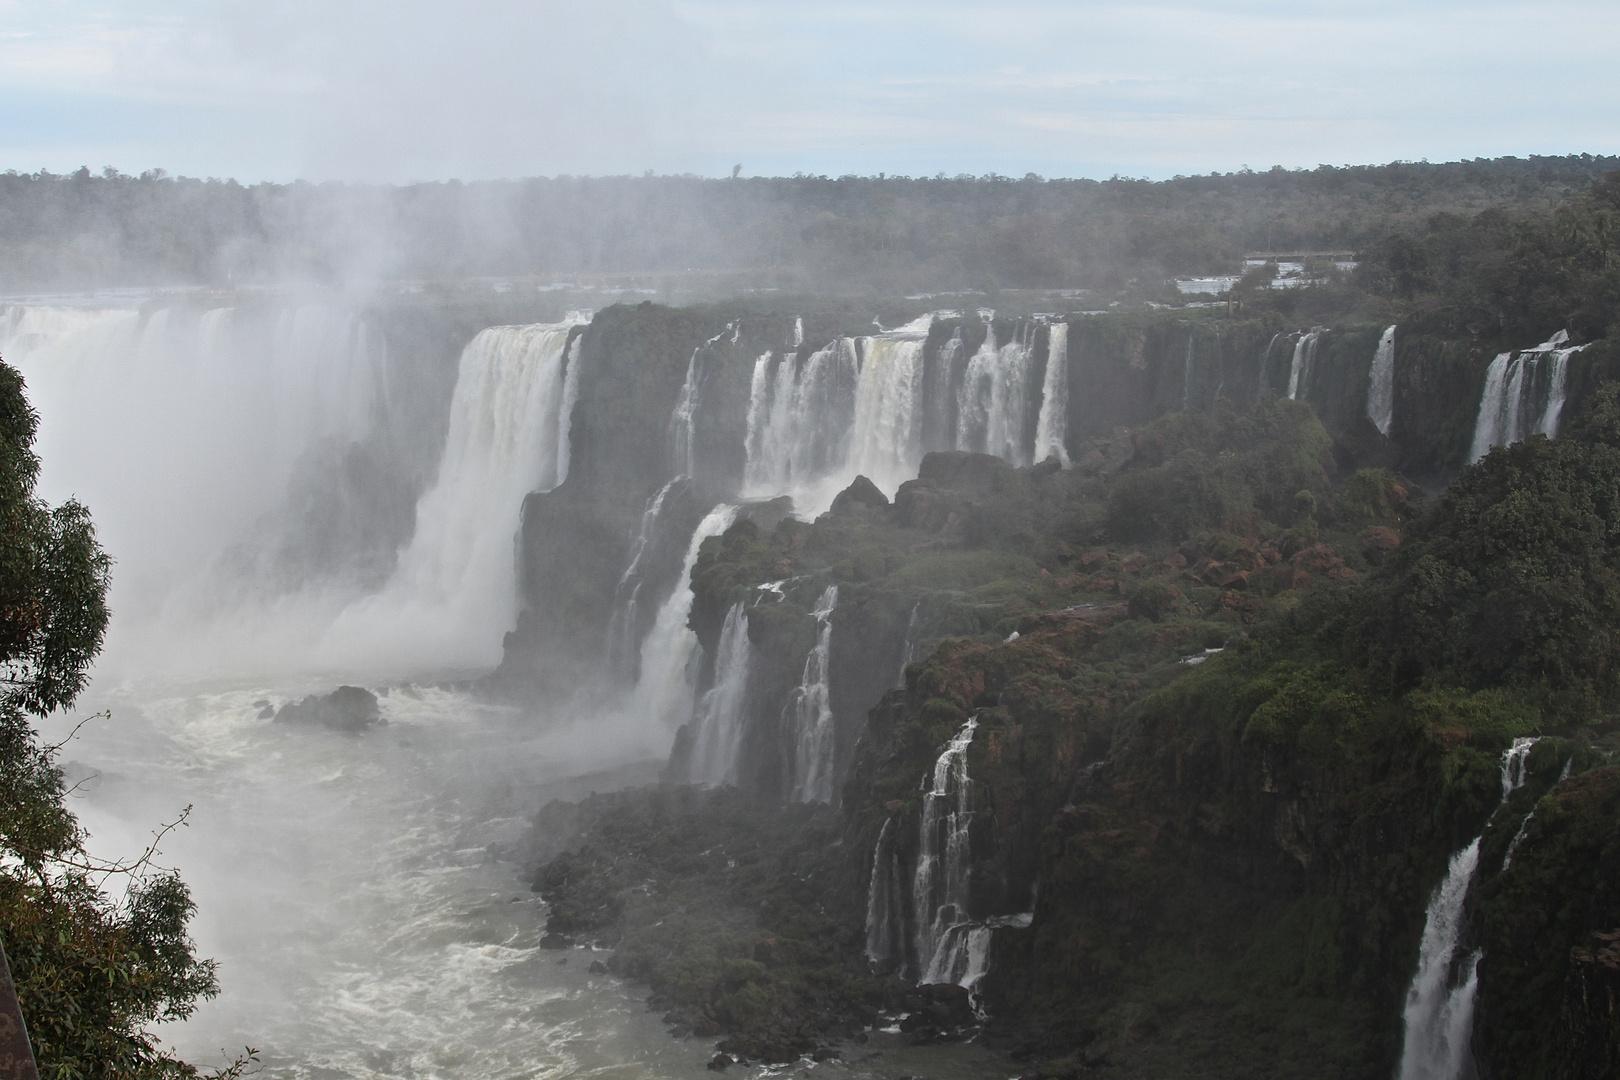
<box><xmin>7</xmin><ymin>300</ymin><xmax>1020</xmax><ymax>1079</ymax></box>
<box><xmin>44</xmin><ymin>681</ymin><xmax>1016</xmax><ymax>1080</ymax></box>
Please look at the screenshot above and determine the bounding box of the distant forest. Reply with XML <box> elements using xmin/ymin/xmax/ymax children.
<box><xmin>1</xmin><ymin>155</ymin><xmax>1617</xmax><ymax>294</ymax></box>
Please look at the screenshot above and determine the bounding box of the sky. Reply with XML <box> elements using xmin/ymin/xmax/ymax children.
<box><xmin>1</xmin><ymin>0</ymin><xmax>1617</xmax><ymax>184</ymax></box>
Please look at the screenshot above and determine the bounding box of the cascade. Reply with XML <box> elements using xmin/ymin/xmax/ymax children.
<box><xmin>957</xmin><ymin>319</ymin><xmax>1037</xmax><ymax>466</ymax></box>
<box><xmin>0</xmin><ymin>302</ymin><xmax>386</xmax><ymax>675</ymax></box>
<box><xmin>632</xmin><ymin>503</ymin><xmax>739</xmax><ymax>736</ymax></box>
<box><xmin>912</xmin><ymin>716</ymin><xmax>979</xmax><ymax>983</ymax></box>
<box><xmin>607</xmin><ymin>476</ymin><xmax>688</xmax><ymax>676</ymax></box>
<box><xmin>897</xmin><ymin>601</ymin><xmax>922</xmax><ymax>684</ymax></box>
<box><xmin>687</xmin><ymin>601</ymin><xmax>754</xmax><ymax>786</ymax></box>
<box><xmin>322</xmin><ymin>317</ymin><xmax>584</xmax><ymax>674</ymax></box>
<box><xmin>672</xmin><ymin>324</ymin><xmax>736</xmax><ymax>477</ymax></box>
<box><xmin>1286</xmin><ymin>328</ymin><xmax>1325</xmax><ymax>401</ymax></box>
<box><xmin>788</xmin><ymin>585</ymin><xmax>839</xmax><ymax>803</ymax></box>
<box><xmin>1258</xmin><ymin>332</ymin><xmax>1283</xmax><ymax>403</ymax></box>
<box><xmin>1368</xmin><ymin>325</ymin><xmax>1397</xmax><ymax>435</ymax></box>
<box><xmin>1182</xmin><ymin>335</ymin><xmax>1195</xmax><ymax>410</ymax></box>
<box><xmin>847</xmin><ymin>335</ymin><xmax>927</xmax><ymax>494</ymax></box>
<box><xmin>864</xmin><ymin>818</ymin><xmax>905</xmax><ymax>965</ymax></box>
<box><xmin>1397</xmin><ymin>737</ymin><xmax>1538</xmax><ymax>1080</ymax></box>
<box><xmin>744</xmin><ymin>316</ymin><xmax>932</xmax><ymax>512</ymax></box>
<box><xmin>1468</xmin><ymin>331</ymin><xmax>1587</xmax><ymax>463</ymax></box>
<box><xmin>1033</xmin><ymin>322</ymin><xmax>1070</xmax><ymax>465</ymax></box>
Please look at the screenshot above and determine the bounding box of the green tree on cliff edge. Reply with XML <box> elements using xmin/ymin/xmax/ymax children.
<box><xmin>0</xmin><ymin>356</ymin><xmax>225</xmax><ymax>1078</ymax></box>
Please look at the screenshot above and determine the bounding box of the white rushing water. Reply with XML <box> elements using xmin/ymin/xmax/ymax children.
<box><xmin>0</xmin><ymin>303</ymin><xmax>379</xmax><ymax>664</ymax></box>
<box><xmin>913</xmin><ymin>717</ymin><xmax>978</xmax><ymax>984</ymax></box>
<box><xmin>687</xmin><ymin>601</ymin><xmax>754</xmax><ymax>786</ymax></box>
<box><xmin>1033</xmin><ymin>322</ymin><xmax>1070</xmax><ymax>465</ymax></box>
<box><xmin>1468</xmin><ymin>331</ymin><xmax>1586</xmax><ymax>464</ymax></box>
<box><xmin>957</xmin><ymin>320</ymin><xmax>1036</xmax><ymax>466</ymax></box>
<box><xmin>744</xmin><ymin>317</ymin><xmax>932</xmax><ymax>514</ymax></box>
<box><xmin>1368</xmin><ymin>325</ymin><xmax>1396</xmax><ymax>435</ymax></box>
<box><xmin>608</xmin><ymin>477</ymin><xmax>688</xmax><ymax>675</ymax></box>
<box><xmin>631</xmin><ymin>503</ymin><xmax>739</xmax><ymax>741</ymax></box>
<box><xmin>1396</xmin><ymin>736</ymin><xmax>1538</xmax><ymax>1080</ymax></box>
<box><xmin>789</xmin><ymin>585</ymin><xmax>839</xmax><ymax>804</ymax></box>
<box><xmin>1285</xmin><ymin>328</ymin><xmax>1326</xmax><ymax>401</ymax></box>
<box><xmin>319</xmin><ymin>318</ymin><xmax>584</xmax><ymax>676</ymax></box>
<box><xmin>865</xmin><ymin>818</ymin><xmax>904</xmax><ymax>965</ymax></box>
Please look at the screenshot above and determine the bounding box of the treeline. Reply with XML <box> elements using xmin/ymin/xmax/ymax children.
<box><xmin>1</xmin><ymin>155</ymin><xmax>1616</xmax><ymax>294</ymax></box>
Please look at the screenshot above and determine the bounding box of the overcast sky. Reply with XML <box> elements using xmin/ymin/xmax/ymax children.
<box><xmin>2</xmin><ymin>0</ymin><xmax>1616</xmax><ymax>183</ymax></box>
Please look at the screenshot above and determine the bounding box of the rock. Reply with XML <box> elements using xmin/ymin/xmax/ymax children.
<box><xmin>1120</xmin><ymin>551</ymin><xmax>1147</xmax><ymax>573</ymax></box>
<box><xmin>1332</xmin><ymin>415</ymin><xmax>1400</xmax><ymax>472</ymax></box>
<box><xmin>540</xmin><ymin>932</ymin><xmax>573</xmax><ymax>950</ymax></box>
<box><xmin>588</xmin><ymin>959</ymin><xmax>608</xmax><ymax>974</ymax></box>
<box><xmin>1360</xmin><ymin>525</ymin><xmax>1401</xmax><ymax>564</ymax></box>
<box><xmin>707</xmin><ymin>1054</ymin><xmax>734</xmax><ymax>1071</ymax></box>
<box><xmin>1160</xmin><ymin>552</ymin><xmax>1187</xmax><ymax>570</ymax></box>
<box><xmin>1216</xmin><ymin>569</ymin><xmax>1250</xmax><ymax>590</ymax></box>
<box><xmin>272</xmin><ymin>685</ymin><xmax>382</xmax><ymax>732</ymax></box>
<box><xmin>830</xmin><ymin>475</ymin><xmax>891</xmax><ymax>517</ymax></box>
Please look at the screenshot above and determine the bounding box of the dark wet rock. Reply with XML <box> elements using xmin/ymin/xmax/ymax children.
<box><xmin>1332</xmin><ymin>415</ymin><xmax>1400</xmax><ymax>472</ymax></box>
<box><xmin>539</xmin><ymin>932</ymin><xmax>573</xmax><ymax>950</ymax></box>
<box><xmin>272</xmin><ymin>685</ymin><xmax>382</xmax><ymax>732</ymax></box>
<box><xmin>588</xmin><ymin>959</ymin><xmax>609</xmax><ymax>974</ymax></box>
<box><xmin>706</xmin><ymin>1053</ymin><xmax>734</xmax><ymax>1071</ymax></box>
<box><xmin>830</xmin><ymin>474</ymin><xmax>891</xmax><ymax>518</ymax></box>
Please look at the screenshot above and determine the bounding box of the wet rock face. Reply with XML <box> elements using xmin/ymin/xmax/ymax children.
<box><xmin>272</xmin><ymin>685</ymin><xmax>382</xmax><ymax>732</ymax></box>
<box><xmin>829</xmin><ymin>475</ymin><xmax>890</xmax><ymax>518</ymax></box>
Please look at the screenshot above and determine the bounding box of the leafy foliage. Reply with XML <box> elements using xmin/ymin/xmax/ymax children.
<box><xmin>0</xmin><ymin>358</ymin><xmax>224</xmax><ymax>1078</ymax></box>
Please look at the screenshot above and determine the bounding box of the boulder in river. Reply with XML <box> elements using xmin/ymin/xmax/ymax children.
<box><xmin>273</xmin><ymin>686</ymin><xmax>383</xmax><ymax>732</ymax></box>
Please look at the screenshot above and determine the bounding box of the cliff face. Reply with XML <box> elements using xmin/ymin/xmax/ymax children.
<box><xmin>531</xmin><ymin>372</ymin><xmax>1620</xmax><ymax>1077</ymax></box>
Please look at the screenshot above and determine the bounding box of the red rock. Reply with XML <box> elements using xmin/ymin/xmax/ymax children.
<box><xmin>1081</xmin><ymin>549</ymin><xmax>1110</xmax><ymax>568</ymax></box>
<box><xmin>1121</xmin><ymin>551</ymin><xmax>1147</xmax><ymax>573</ymax></box>
<box><xmin>1217</xmin><ymin>569</ymin><xmax>1250</xmax><ymax>590</ymax></box>
<box><xmin>1161</xmin><ymin>552</ymin><xmax>1188</xmax><ymax>570</ymax></box>
<box><xmin>1360</xmin><ymin>525</ymin><xmax>1401</xmax><ymax>551</ymax></box>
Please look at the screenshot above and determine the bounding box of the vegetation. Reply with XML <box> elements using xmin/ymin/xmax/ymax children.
<box><xmin>0</xmin><ymin>359</ymin><xmax>228</xmax><ymax>1078</ymax></box>
<box><xmin>533</xmin><ymin>352</ymin><xmax>1620</xmax><ymax>1075</ymax></box>
<box><xmin>3</xmin><ymin>155</ymin><xmax>1616</xmax><ymax>294</ymax></box>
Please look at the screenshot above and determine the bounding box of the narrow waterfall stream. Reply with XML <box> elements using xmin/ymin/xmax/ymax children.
<box><xmin>1367</xmin><ymin>325</ymin><xmax>1396</xmax><ymax>435</ymax></box>
<box><xmin>789</xmin><ymin>585</ymin><xmax>839</xmax><ymax>804</ymax></box>
<box><xmin>687</xmin><ymin>602</ymin><xmax>755</xmax><ymax>785</ymax></box>
<box><xmin>1033</xmin><ymin>322</ymin><xmax>1070</xmax><ymax>465</ymax></box>
<box><xmin>1396</xmin><ymin>737</ymin><xmax>1538</xmax><ymax>1080</ymax></box>
<box><xmin>913</xmin><ymin>718</ymin><xmax>979</xmax><ymax>983</ymax></box>
<box><xmin>1285</xmin><ymin>327</ymin><xmax>1326</xmax><ymax>401</ymax></box>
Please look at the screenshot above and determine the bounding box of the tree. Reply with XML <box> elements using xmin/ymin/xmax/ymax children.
<box><xmin>0</xmin><ymin>358</ymin><xmax>229</xmax><ymax>1077</ymax></box>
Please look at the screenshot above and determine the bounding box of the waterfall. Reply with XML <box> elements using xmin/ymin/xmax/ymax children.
<box><xmin>957</xmin><ymin>320</ymin><xmax>1037</xmax><ymax>466</ymax></box>
<box><xmin>687</xmin><ymin>601</ymin><xmax>754</xmax><ymax>786</ymax></box>
<box><xmin>322</xmin><ymin>318</ymin><xmax>584</xmax><ymax>673</ymax></box>
<box><xmin>913</xmin><ymin>716</ymin><xmax>979</xmax><ymax>982</ymax></box>
<box><xmin>847</xmin><ymin>337</ymin><xmax>926</xmax><ymax>493</ymax></box>
<box><xmin>632</xmin><ymin>503</ymin><xmax>738</xmax><ymax>735</ymax></box>
<box><xmin>1286</xmin><ymin>328</ymin><xmax>1325</xmax><ymax>401</ymax></box>
<box><xmin>1259</xmin><ymin>332</ymin><xmax>1282</xmax><ymax>402</ymax></box>
<box><xmin>789</xmin><ymin>585</ymin><xmax>839</xmax><ymax>804</ymax></box>
<box><xmin>1033</xmin><ymin>322</ymin><xmax>1070</xmax><ymax>465</ymax></box>
<box><xmin>865</xmin><ymin>818</ymin><xmax>904</xmax><ymax>965</ymax></box>
<box><xmin>1182</xmin><ymin>335</ymin><xmax>1195</xmax><ymax>410</ymax></box>
<box><xmin>1397</xmin><ymin>737</ymin><xmax>1539</xmax><ymax>1080</ymax></box>
<box><xmin>1468</xmin><ymin>331</ymin><xmax>1588</xmax><ymax>463</ymax></box>
<box><xmin>607</xmin><ymin>476</ymin><xmax>688</xmax><ymax>676</ymax></box>
<box><xmin>0</xmin><ymin>302</ymin><xmax>393</xmax><ymax>677</ymax></box>
<box><xmin>897</xmin><ymin>601</ymin><xmax>922</xmax><ymax>683</ymax></box>
<box><xmin>1368</xmin><ymin>325</ymin><xmax>1396</xmax><ymax>435</ymax></box>
<box><xmin>672</xmin><ymin>324</ymin><xmax>735</xmax><ymax>477</ymax></box>
<box><xmin>743</xmin><ymin>317</ymin><xmax>932</xmax><ymax>513</ymax></box>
